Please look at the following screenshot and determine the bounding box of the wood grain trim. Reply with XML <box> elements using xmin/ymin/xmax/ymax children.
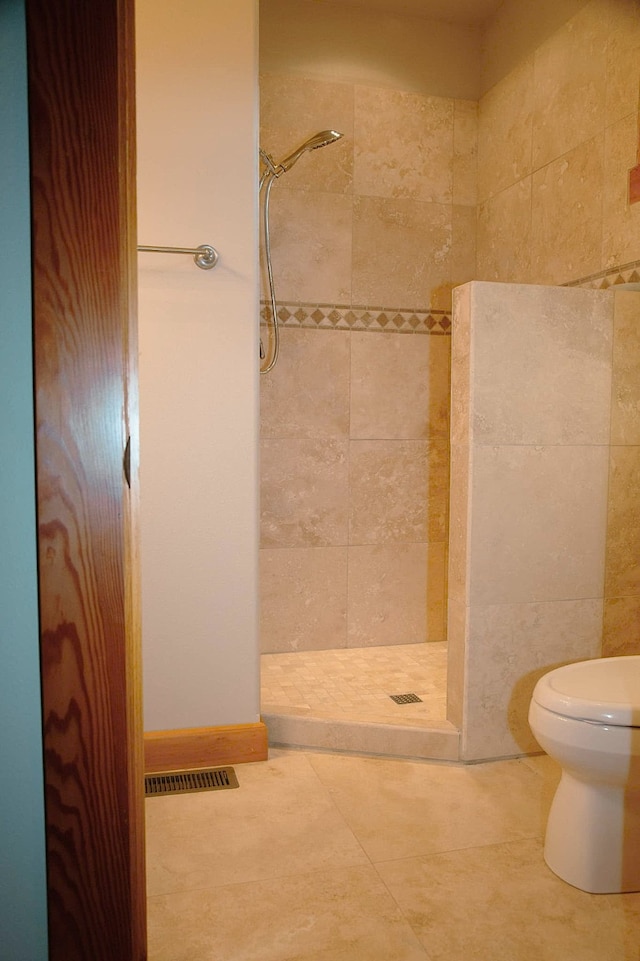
<box><xmin>27</xmin><ymin>0</ymin><xmax>146</xmax><ymax>957</ymax></box>
<box><xmin>144</xmin><ymin>723</ymin><xmax>269</xmax><ymax>773</ymax></box>
<box><xmin>119</xmin><ymin>0</ymin><xmax>146</xmax><ymax>956</ymax></box>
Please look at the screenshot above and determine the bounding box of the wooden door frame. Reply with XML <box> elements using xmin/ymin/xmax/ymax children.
<box><xmin>26</xmin><ymin>0</ymin><xmax>146</xmax><ymax>958</ymax></box>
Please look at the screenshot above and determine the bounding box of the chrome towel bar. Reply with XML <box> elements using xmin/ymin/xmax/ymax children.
<box><xmin>137</xmin><ymin>243</ymin><xmax>219</xmax><ymax>270</ymax></box>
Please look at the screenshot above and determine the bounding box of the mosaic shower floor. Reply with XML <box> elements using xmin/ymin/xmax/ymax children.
<box><xmin>261</xmin><ymin>642</ymin><xmax>460</xmax><ymax>761</ymax></box>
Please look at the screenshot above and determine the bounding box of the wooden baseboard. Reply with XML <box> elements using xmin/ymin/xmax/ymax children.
<box><xmin>144</xmin><ymin>722</ymin><xmax>268</xmax><ymax>773</ymax></box>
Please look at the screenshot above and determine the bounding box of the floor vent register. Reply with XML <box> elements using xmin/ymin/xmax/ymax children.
<box><xmin>145</xmin><ymin>767</ymin><xmax>239</xmax><ymax>797</ymax></box>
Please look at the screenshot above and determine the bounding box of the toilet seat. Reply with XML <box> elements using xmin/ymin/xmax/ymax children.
<box><xmin>532</xmin><ymin>656</ymin><xmax>640</xmax><ymax>727</ymax></box>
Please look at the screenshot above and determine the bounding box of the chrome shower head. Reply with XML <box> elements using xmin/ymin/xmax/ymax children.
<box><xmin>275</xmin><ymin>129</ymin><xmax>343</xmax><ymax>174</ymax></box>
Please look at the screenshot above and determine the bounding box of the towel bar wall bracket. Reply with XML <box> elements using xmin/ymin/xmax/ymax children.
<box><xmin>137</xmin><ymin>243</ymin><xmax>219</xmax><ymax>270</ymax></box>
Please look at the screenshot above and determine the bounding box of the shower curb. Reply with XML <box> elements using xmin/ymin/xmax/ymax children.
<box><xmin>262</xmin><ymin>711</ymin><xmax>460</xmax><ymax>762</ymax></box>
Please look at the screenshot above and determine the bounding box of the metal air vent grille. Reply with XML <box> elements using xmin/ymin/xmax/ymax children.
<box><xmin>145</xmin><ymin>767</ymin><xmax>239</xmax><ymax>797</ymax></box>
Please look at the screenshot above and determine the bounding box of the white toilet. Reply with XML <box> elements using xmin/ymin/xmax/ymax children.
<box><xmin>528</xmin><ymin>655</ymin><xmax>640</xmax><ymax>894</ymax></box>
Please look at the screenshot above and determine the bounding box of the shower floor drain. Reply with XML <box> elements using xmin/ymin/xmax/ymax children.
<box><xmin>145</xmin><ymin>767</ymin><xmax>239</xmax><ymax>797</ymax></box>
<box><xmin>389</xmin><ymin>693</ymin><xmax>423</xmax><ymax>704</ymax></box>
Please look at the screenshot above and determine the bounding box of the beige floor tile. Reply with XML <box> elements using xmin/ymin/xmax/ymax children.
<box><xmin>146</xmin><ymin>750</ymin><xmax>640</xmax><ymax>960</ymax></box>
<box><xmin>261</xmin><ymin>643</ymin><xmax>448</xmax><ymax>726</ymax></box>
<box><xmin>306</xmin><ymin>753</ymin><xmax>549</xmax><ymax>862</ymax></box>
<box><xmin>519</xmin><ymin>752</ymin><xmax>561</xmax><ymax>779</ymax></box>
<box><xmin>376</xmin><ymin>838</ymin><xmax>640</xmax><ymax>961</ymax></box>
<box><xmin>147</xmin><ymin>864</ymin><xmax>430</xmax><ymax>961</ymax></box>
<box><xmin>145</xmin><ymin>751</ymin><xmax>368</xmax><ymax>896</ymax></box>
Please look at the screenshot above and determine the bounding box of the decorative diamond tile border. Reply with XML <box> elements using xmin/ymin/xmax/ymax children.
<box><xmin>260</xmin><ymin>301</ymin><xmax>452</xmax><ymax>335</ymax></box>
<box><xmin>259</xmin><ymin>261</ymin><xmax>640</xmax><ymax>338</ymax></box>
<box><xmin>564</xmin><ymin>259</ymin><xmax>640</xmax><ymax>291</ymax></box>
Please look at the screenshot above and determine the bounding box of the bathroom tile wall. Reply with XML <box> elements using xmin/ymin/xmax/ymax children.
<box><xmin>449</xmin><ymin>282</ymin><xmax>614</xmax><ymax>761</ymax></box>
<box><xmin>476</xmin><ymin>0</ymin><xmax>640</xmax><ymax>285</ymax></box>
<box><xmin>260</xmin><ymin>76</ymin><xmax>478</xmax><ymax>311</ymax></box>
<box><xmin>476</xmin><ymin>0</ymin><xmax>640</xmax><ymax>680</ymax></box>
<box><xmin>259</xmin><ymin>74</ymin><xmax>477</xmax><ymax>653</ymax></box>
<box><xmin>259</xmin><ymin>0</ymin><xmax>640</xmax><ymax>685</ymax></box>
<box><xmin>603</xmin><ymin>290</ymin><xmax>640</xmax><ymax>657</ymax></box>
<box><xmin>260</xmin><ymin>324</ymin><xmax>452</xmax><ymax>652</ymax></box>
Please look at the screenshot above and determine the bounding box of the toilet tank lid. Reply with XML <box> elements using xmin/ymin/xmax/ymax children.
<box><xmin>532</xmin><ymin>656</ymin><xmax>640</xmax><ymax>726</ymax></box>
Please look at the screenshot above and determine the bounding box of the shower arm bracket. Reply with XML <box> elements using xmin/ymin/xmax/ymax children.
<box><xmin>259</xmin><ymin>148</ymin><xmax>280</xmax><ymax>176</ymax></box>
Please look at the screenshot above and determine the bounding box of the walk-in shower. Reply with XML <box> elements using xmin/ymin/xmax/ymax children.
<box><xmin>259</xmin><ymin>130</ymin><xmax>343</xmax><ymax>373</ymax></box>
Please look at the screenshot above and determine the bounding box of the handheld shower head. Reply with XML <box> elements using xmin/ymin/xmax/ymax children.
<box><xmin>275</xmin><ymin>129</ymin><xmax>343</xmax><ymax>175</ymax></box>
<box><xmin>258</xmin><ymin>127</ymin><xmax>344</xmax><ymax>373</ymax></box>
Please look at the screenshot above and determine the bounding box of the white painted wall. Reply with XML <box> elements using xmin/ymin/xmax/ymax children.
<box><xmin>136</xmin><ymin>0</ymin><xmax>260</xmax><ymax>730</ymax></box>
<box><xmin>260</xmin><ymin>0</ymin><xmax>481</xmax><ymax>99</ymax></box>
<box><xmin>480</xmin><ymin>0</ymin><xmax>589</xmax><ymax>93</ymax></box>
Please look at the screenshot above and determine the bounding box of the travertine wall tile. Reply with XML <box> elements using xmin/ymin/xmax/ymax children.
<box><xmin>260</xmin><ymin>75</ymin><xmax>478</xmax><ymax>314</ymax></box>
<box><xmin>471</xmin><ymin>283</ymin><xmax>613</xmax><ymax>446</ymax></box>
<box><xmin>260</xmin><ymin>437</ymin><xmax>349</xmax><ymax>548</ymax></box>
<box><xmin>353</xmin><ymin>86</ymin><xmax>453</xmax><ymax>203</ymax></box>
<box><xmin>530</xmin><ymin>137</ymin><xmax>604</xmax><ymax>286</ymax></box>
<box><xmin>426</xmin><ymin>541</ymin><xmax>448</xmax><ymax>641</ymax></box>
<box><xmin>349</xmin><ymin>440</ymin><xmax>429</xmax><ymax>545</ymax></box>
<box><xmin>352</xmin><ymin>195</ymin><xmax>451</xmax><ymax>308</ymax></box>
<box><xmin>470</xmin><ymin>444</ymin><xmax>609</xmax><ymax>607</ymax></box>
<box><xmin>259</xmin><ymin>73</ymin><xmax>354</xmax><ymax>194</ymax></box>
<box><xmin>259</xmin><ymin>67</ymin><xmax>464</xmax><ymax>655</ymax></box>
<box><xmin>451</xmin><ymin>205</ymin><xmax>477</xmax><ymax>292</ymax></box>
<box><xmin>477</xmin><ymin>56</ymin><xmax>533</xmax><ymax>203</ymax></box>
<box><xmin>260</xmin><ymin>186</ymin><xmax>352</xmax><ymax>303</ymax></box>
<box><xmin>260</xmin><ymin>547</ymin><xmax>348</xmax><ymax>653</ymax></box>
<box><xmin>447</xmin><ymin>444</ymin><xmax>470</xmax><ymax>609</ymax></box>
<box><xmin>451</xmin><ymin>281</ymin><xmax>624</xmax><ymax>757</ymax></box>
<box><xmin>477</xmin><ymin>0</ymin><xmax>640</xmax><ymax>289</ymax></box>
<box><xmin>603</xmin><ymin>113</ymin><xmax>640</xmax><ymax>270</ymax></box>
<box><xmin>445</xmin><ymin>594</ymin><xmax>467</xmax><ymax>728</ymax></box>
<box><xmin>476</xmin><ymin>178</ymin><xmax>532</xmax><ymax>284</ymax></box>
<box><xmin>259</xmin><ymin>0</ymin><xmax>640</xmax><ymax>672</ymax></box>
<box><xmin>604</xmin><ymin>445</ymin><xmax>640</xmax><ymax>598</ymax></box>
<box><xmin>350</xmin><ymin>331</ymin><xmax>430</xmax><ymax>439</ymax></box>
<box><xmin>427</xmin><ymin>334</ymin><xmax>452</xmax><ymax>444</ymax></box>
<box><xmin>462</xmin><ymin>598</ymin><xmax>604</xmax><ymax>760</ymax></box>
<box><xmin>260</xmin><ymin>327</ymin><xmax>350</xmax><ymax>439</ymax></box>
<box><xmin>610</xmin><ymin>291</ymin><xmax>640</xmax><ymax>446</ymax></box>
<box><xmin>602</xmin><ymin>595</ymin><xmax>640</xmax><ymax>657</ymax></box>
<box><xmin>450</xmin><ymin>285</ymin><xmax>472</xmax><ymax>447</ymax></box>
<box><xmin>425</xmin><ymin>434</ymin><xmax>450</xmax><ymax>543</ymax></box>
<box><xmin>531</xmin><ymin>1</ymin><xmax>607</xmax><ymax>170</ymax></box>
<box><xmin>453</xmin><ymin>99</ymin><xmax>478</xmax><ymax>206</ymax></box>
<box><xmin>604</xmin><ymin>0</ymin><xmax>640</xmax><ymax>123</ymax></box>
<box><xmin>347</xmin><ymin>544</ymin><xmax>428</xmax><ymax>647</ymax></box>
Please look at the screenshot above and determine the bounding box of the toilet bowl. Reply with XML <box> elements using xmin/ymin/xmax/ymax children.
<box><xmin>528</xmin><ymin>655</ymin><xmax>640</xmax><ymax>894</ymax></box>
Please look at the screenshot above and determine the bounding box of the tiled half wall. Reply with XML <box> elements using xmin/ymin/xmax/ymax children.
<box><xmin>449</xmin><ymin>280</ymin><xmax>640</xmax><ymax>762</ymax></box>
